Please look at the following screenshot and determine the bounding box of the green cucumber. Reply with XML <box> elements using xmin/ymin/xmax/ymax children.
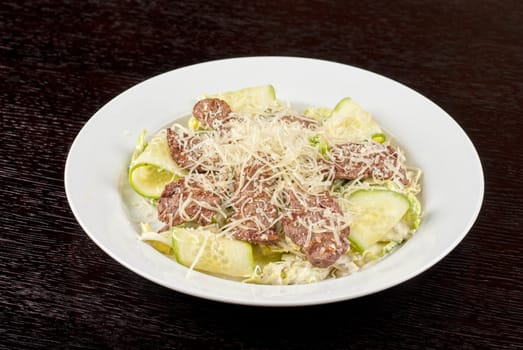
<box><xmin>128</xmin><ymin>130</ymin><xmax>186</xmax><ymax>199</ymax></box>
<box><xmin>303</xmin><ymin>106</ymin><xmax>332</xmax><ymax>121</ymax></box>
<box><xmin>406</xmin><ymin>192</ymin><xmax>422</xmax><ymax>230</ymax></box>
<box><xmin>203</xmin><ymin>84</ymin><xmax>279</xmax><ymax>115</ymax></box>
<box><xmin>322</xmin><ymin>97</ymin><xmax>383</xmax><ymax>144</ymax></box>
<box><xmin>172</xmin><ymin>228</ymin><xmax>254</xmax><ymax>278</ymax></box>
<box><xmin>348</xmin><ymin>189</ymin><xmax>410</xmax><ymax>252</ymax></box>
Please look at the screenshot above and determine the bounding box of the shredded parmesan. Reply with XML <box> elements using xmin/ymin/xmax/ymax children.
<box><xmin>150</xmin><ymin>98</ymin><xmax>422</xmax><ymax>280</ymax></box>
<box><xmin>166</xmin><ymin>111</ymin><xmax>344</xmax><ymax>238</ymax></box>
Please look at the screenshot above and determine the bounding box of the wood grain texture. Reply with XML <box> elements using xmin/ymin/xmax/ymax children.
<box><xmin>1</xmin><ymin>1</ymin><xmax>522</xmax><ymax>349</ymax></box>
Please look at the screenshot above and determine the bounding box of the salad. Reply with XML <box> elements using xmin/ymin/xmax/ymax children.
<box><xmin>126</xmin><ymin>85</ymin><xmax>422</xmax><ymax>285</ymax></box>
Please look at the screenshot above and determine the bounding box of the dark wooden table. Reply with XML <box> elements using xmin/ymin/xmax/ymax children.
<box><xmin>2</xmin><ymin>1</ymin><xmax>522</xmax><ymax>349</ymax></box>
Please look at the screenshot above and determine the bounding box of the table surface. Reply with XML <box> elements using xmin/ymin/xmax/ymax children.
<box><xmin>2</xmin><ymin>1</ymin><xmax>522</xmax><ymax>349</ymax></box>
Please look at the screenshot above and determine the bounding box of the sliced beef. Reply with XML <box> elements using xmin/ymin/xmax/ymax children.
<box><xmin>157</xmin><ymin>178</ymin><xmax>221</xmax><ymax>227</ymax></box>
<box><xmin>327</xmin><ymin>142</ymin><xmax>409</xmax><ymax>185</ymax></box>
<box><xmin>166</xmin><ymin>128</ymin><xmax>219</xmax><ymax>172</ymax></box>
<box><xmin>166</xmin><ymin>128</ymin><xmax>202</xmax><ymax>170</ymax></box>
<box><xmin>230</xmin><ymin>192</ymin><xmax>280</xmax><ymax>244</ymax></box>
<box><xmin>229</xmin><ymin>161</ymin><xmax>280</xmax><ymax>244</ymax></box>
<box><xmin>192</xmin><ymin>98</ymin><xmax>233</xmax><ymax>129</ymax></box>
<box><xmin>280</xmin><ymin>115</ymin><xmax>318</xmax><ymax>129</ymax></box>
<box><xmin>282</xmin><ymin>190</ymin><xmax>350</xmax><ymax>268</ymax></box>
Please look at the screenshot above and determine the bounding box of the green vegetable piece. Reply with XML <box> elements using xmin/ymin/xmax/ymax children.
<box><xmin>131</xmin><ymin>129</ymin><xmax>147</xmax><ymax>161</ymax></box>
<box><xmin>308</xmin><ymin>135</ymin><xmax>331</xmax><ymax>156</ymax></box>
<box><xmin>203</xmin><ymin>84</ymin><xmax>279</xmax><ymax>115</ymax></box>
<box><xmin>303</xmin><ymin>106</ymin><xmax>332</xmax><ymax>121</ymax></box>
<box><xmin>128</xmin><ymin>130</ymin><xmax>186</xmax><ymax>199</ymax></box>
<box><xmin>187</xmin><ymin>115</ymin><xmax>204</xmax><ymax>130</ymax></box>
<box><xmin>322</xmin><ymin>97</ymin><xmax>383</xmax><ymax>144</ymax></box>
<box><xmin>348</xmin><ymin>189</ymin><xmax>410</xmax><ymax>252</ymax></box>
<box><xmin>405</xmin><ymin>193</ymin><xmax>422</xmax><ymax>230</ymax></box>
<box><xmin>172</xmin><ymin>227</ymin><xmax>254</xmax><ymax>278</ymax></box>
<box><xmin>371</xmin><ymin>133</ymin><xmax>386</xmax><ymax>143</ymax></box>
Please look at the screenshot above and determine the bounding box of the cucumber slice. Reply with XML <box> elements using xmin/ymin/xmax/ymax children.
<box><xmin>303</xmin><ymin>106</ymin><xmax>332</xmax><ymax>121</ymax></box>
<box><xmin>128</xmin><ymin>130</ymin><xmax>186</xmax><ymax>199</ymax></box>
<box><xmin>203</xmin><ymin>84</ymin><xmax>279</xmax><ymax>115</ymax></box>
<box><xmin>129</xmin><ymin>165</ymin><xmax>178</xmax><ymax>199</ymax></box>
<box><xmin>348</xmin><ymin>189</ymin><xmax>410</xmax><ymax>252</ymax></box>
<box><xmin>172</xmin><ymin>227</ymin><xmax>254</xmax><ymax>278</ymax></box>
<box><xmin>131</xmin><ymin>129</ymin><xmax>147</xmax><ymax>161</ymax></box>
<box><xmin>139</xmin><ymin>224</ymin><xmax>174</xmax><ymax>254</ymax></box>
<box><xmin>405</xmin><ymin>193</ymin><xmax>422</xmax><ymax>229</ymax></box>
<box><xmin>322</xmin><ymin>97</ymin><xmax>383</xmax><ymax>144</ymax></box>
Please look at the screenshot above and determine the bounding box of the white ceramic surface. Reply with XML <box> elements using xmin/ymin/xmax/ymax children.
<box><xmin>65</xmin><ymin>56</ymin><xmax>484</xmax><ymax>306</ymax></box>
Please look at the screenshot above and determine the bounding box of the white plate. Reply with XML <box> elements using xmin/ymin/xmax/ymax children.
<box><xmin>65</xmin><ymin>56</ymin><xmax>484</xmax><ymax>306</ymax></box>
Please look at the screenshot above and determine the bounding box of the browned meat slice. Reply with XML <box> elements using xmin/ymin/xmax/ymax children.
<box><xmin>230</xmin><ymin>192</ymin><xmax>280</xmax><ymax>244</ymax></box>
<box><xmin>282</xmin><ymin>190</ymin><xmax>350</xmax><ymax>268</ymax></box>
<box><xmin>229</xmin><ymin>162</ymin><xmax>280</xmax><ymax>244</ymax></box>
<box><xmin>192</xmin><ymin>98</ymin><xmax>233</xmax><ymax>129</ymax></box>
<box><xmin>166</xmin><ymin>128</ymin><xmax>200</xmax><ymax>170</ymax></box>
<box><xmin>166</xmin><ymin>128</ymin><xmax>218</xmax><ymax>172</ymax></box>
<box><xmin>280</xmin><ymin>115</ymin><xmax>318</xmax><ymax>129</ymax></box>
<box><xmin>157</xmin><ymin>178</ymin><xmax>221</xmax><ymax>227</ymax></box>
<box><xmin>327</xmin><ymin>142</ymin><xmax>409</xmax><ymax>185</ymax></box>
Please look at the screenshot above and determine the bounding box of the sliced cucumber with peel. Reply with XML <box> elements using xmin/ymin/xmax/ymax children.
<box><xmin>303</xmin><ymin>106</ymin><xmax>332</xmax><ymax>121</ymax></box>
<box><xmin>322</xmin><ymin>97</ymin><xmax>383</xmax><ymax>144</ymax></box>
<box><xmin>348</xmin><ymin>189</ymin><xmax>410</xmax><ymax>252</ymax></box>
<box><xmin>406</xmin><ymin>192</ymin><xmax>422</xmax><ymax>230</ymax></box>
<box><xmin>202</xmin><ymin>84</ymin><xmax>279</xmax><ymax>115</ymax></box>
<box><xmin>189</xmin><ymin>85</ymin><xmax>279</xmax><ymax>128</ymax></box>
<box><xmin>172</xmin><ymin>227</ymin><xmax>254</xmax><ymax>278</ymax></box>
<box><xmin>128</xmin><ymin>130</ymin><xmax>186</xmax><ymax>199</ymax></box>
